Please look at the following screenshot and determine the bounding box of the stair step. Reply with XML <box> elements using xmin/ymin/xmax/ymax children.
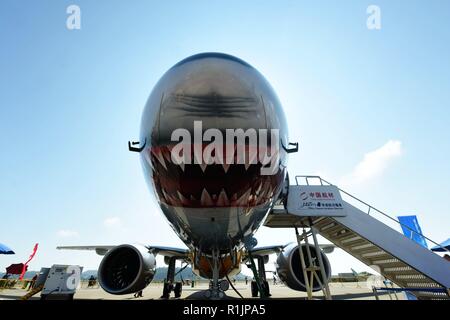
<box><xmin>322</xmin><ymin>224</ymin><xmax>344</xmax><ymax>235</ymax></box>
<box><xmin>371</xmin><ymin>258</ymin><xmax>402</xmax><ymax>266</ymax></box>
<box><xmin>394</xmin><ymin>274</ymin><xmax>428</xmax><ymax>280</ymax></box>
<box><xmin>417</xmin><ymin>296</ymin><xmax>449</xmax><ymax>300</ymax></box>
<box><xmin>405</xmin><ymin>280</ymin><xmax>440</xmax><ymax>286</ymax></box>
<box><xmin>311</xmin><ymin>218</ymin><xmax>331</xmax><ymax>229</ymax></box>
<box><xmin>415</xmin><ymin>292</ymin><xmax>449</xmax><ymax>300</ymax></box>
<box><xmin>382</xmin><ymin>266</ymin><xmax>414</xmax><ymax>273</ymax></box>
<box><xmin>384</xmin><ymin>269</ymin><xmax>420</xmax><ymax>276</ymax></box>
<box><xmin>333</xmin><ymin>229</ymin><xmax>358</xmax><ymax>241</ymax></box>
<box><xmin>361</xmin><ymin>250</ymin><xmax>388</xmax><ymax>259</ymax></box>
<box><xmin>343</xmin><ymin>238</ymin><xmax>367</xmax><ymax>246</ymax></box>
<box><xmin>350</xmin><ymin>244</ymin><xmax>379</xmax><ymax>253</ymax></box>
<box><xmin>336</xmin><ymin>233</ymin><xmax>360</xmax><ymax>243</ymax></box>
<box><xmin>316</xmin><ymin>221</ymin><xmax>335</xmax><ymax>231</ymax></box>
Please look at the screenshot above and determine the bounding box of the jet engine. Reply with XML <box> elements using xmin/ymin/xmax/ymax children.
<box><xmin>98</xmin><ymin>244</ymin><xmax>156</xmax><ymax>295</ymax></box>
<box><xmin>276</xmin><ymin>243</ymin><xmax>331</xmax><ymax>292</ymax></box>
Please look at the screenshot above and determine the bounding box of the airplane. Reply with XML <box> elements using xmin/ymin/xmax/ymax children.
<box><xmin>58</xmin><ymin>52</ymin><xmax>334</xmax><ymax>299</ymax></box>
<box><xmin>330</xmin><ymin>269</ymin><xmax>372</xmax><ymax>283</ymax></box>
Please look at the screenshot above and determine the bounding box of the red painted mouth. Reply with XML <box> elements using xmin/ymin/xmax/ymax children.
<box><xmin>145</xmin><ymin>144</ymin><xmax>284</xmax><ymax>208</ymax></box>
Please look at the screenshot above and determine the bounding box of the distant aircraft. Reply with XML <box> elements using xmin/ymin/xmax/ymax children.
<box><xmin>351</xmin><ymin>268</ymin><xmax>372</xmax><ymax>281</ymax></box>
<box><xmin>331</xmin><ymin>269</ymin><xmax>372</xmax><ymax>283</ymax></box>
<box><xmin>58</xmin><ymin>53</ymin><xmax>334</xmax><ymax>299</ymax></box>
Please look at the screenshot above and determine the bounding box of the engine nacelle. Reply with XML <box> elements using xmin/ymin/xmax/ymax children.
<box><xmin>98</xmin><ymin>244</ymin><xmax>156</xmax><ymax>295</ymax></box>
<box><xmin>276</xmin><ymin>243</ymin><xmax>331</xmax><ymax>292</ymax></box>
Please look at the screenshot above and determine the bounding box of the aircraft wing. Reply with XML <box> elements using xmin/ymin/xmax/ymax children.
<box><xmin>319</xmin><ymin>244</ymin><xmax>335</xmax><ymax>254</ymax></box>
<box><xmin>57</xmin><ymin>245</ymin><xmax>189</xmax><ymax>257</ymax></box>
<box><xmin>249</xmin><ymin>243</ymin><xmax>335</xmax><ymax>256</ymax></box>
<box><xmin>56</xmin><ymin>245</ymin><xmax>115</xmax><ymax>256</ymax></box>
<box><xmin>249</xmin><ymin>245</ymin><xmax>286</xmax><ymax>256</ymax></box>
<box><xmin>147</xmin><ymin>246</ymin><xmax>189</xmax><ymax>257</ymax></box>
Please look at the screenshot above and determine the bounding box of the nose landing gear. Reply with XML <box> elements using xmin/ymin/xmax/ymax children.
<box><xmin>203</xmin><ymin>249</ymin><xmax>228</xmax><ymax>299</ymax></box>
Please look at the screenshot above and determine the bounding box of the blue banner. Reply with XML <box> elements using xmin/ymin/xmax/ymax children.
<box><xmin>397</xmin><ymin>215</ymin><xmax>428</xmax><ymax>248</ymax></box>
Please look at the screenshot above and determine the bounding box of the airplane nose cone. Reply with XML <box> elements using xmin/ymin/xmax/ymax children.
<box><xmin>140</xmin><ymin>53</ymin><xmax>288</xmax><ymax>145</ymax></box>
<box><xmin>155</xmin><ymin>53</ymin><xmax>269</xmax><ymax>144</ymax></box>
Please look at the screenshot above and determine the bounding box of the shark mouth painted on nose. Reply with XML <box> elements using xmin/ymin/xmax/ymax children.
<box><xmin>145</xmin><ymin>145</ymin><xmax>285</xmax><ymax>208</ymax></box>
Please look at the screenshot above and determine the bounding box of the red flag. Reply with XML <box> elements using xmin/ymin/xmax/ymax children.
<box><xmin>6</xmin><ymin>263</ymin><xmax>25</xmax><ymax>275</ymax></box>
<box><xmin>19</xmin><ymin>243</ymin><xmax>38</xmax><ymax>280</ymax></box>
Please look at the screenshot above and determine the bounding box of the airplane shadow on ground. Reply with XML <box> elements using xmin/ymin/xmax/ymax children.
<box><xmin>0</xmin><ymin>290</ymin><xmax>389</xmax><ymax>301</ymax></box>
<box><xmin>183</xmin><ymin>290</ymin><xmax>388</xmax><ymax>300</ymax></box>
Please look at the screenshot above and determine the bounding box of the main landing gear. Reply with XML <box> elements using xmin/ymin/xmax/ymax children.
<box><xmin>247</xmin><ymin>253</ymin><xmax>271</xmax><ymax>298</ymax></box>
<box><xmin>161</xmin><ymin>257</ymin><xmax>183</xmax><ymax>299</ymax></box>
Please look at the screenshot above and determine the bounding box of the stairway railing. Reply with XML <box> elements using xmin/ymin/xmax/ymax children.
<box><xmin>294</xmin><ymin>175</ymin><xmax>450</xmax><ymax>254</ymax></box>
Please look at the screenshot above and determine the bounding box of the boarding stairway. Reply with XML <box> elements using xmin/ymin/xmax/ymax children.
<box><xmin>265</xmin><ymin>176</ymin><xmax>450</xmax><ymax>300</ymax></box>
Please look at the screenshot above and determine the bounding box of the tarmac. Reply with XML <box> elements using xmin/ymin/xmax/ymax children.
<box><xmin>0</xmin><ymin>281</ymin><xmax>402</xmax><ymax>300</ymax></box>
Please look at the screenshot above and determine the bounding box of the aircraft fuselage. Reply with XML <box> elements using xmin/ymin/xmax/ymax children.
<box><xmin>139</xmin><ymin>53</ymin><xmax>289</xmax><ymax>276</ymax></box>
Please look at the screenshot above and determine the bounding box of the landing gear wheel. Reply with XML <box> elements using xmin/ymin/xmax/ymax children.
<box><xmin>161</xmin><ymin>282</ymin><xmax>172</xmax><ymax>299</ymax></box>
<box><xmin>174</xmin><ymin>282</ymin><xmax>182</xmax><ymax>298</ymax></box>
<box><xmin>251</xmin><ymin>281</ymin><xmax>258</xmax><ymax>297</ymax></box>
<box><xmin>219</xmin><ymin>279</ymin><xmax>229</xmax><ymax>291</ymax></box>
<box><xmin>263</xmin><ymin>280</ymin><xmax>271</xmax><ymax>297</ymax></box>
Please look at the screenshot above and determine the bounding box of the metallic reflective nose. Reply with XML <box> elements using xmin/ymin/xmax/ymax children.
<box><xmin>157</xmin><ymin>92</ymin><xmax>267</xmax><ymax>145</ymax></box>
<box><xmin>171</xmin><ymin>93</ymin><xmax>259</xmax><ymax>117</ymax></box>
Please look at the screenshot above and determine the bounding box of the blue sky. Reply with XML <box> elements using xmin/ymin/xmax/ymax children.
<box><xmin>1</xmin><ymin>1</ymin><xmax>449</xmax><ymax>274</ymax></box>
